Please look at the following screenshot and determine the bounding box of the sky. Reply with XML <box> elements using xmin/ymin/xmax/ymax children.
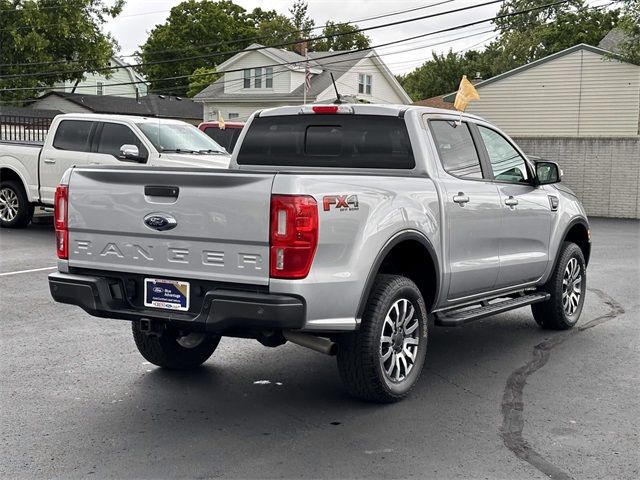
<box><xmin>104</xmin><ymin>0</ymin><xmax>505</xmax><ymax>75</ymax></box>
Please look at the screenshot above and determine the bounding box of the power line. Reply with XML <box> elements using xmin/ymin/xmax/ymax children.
<box><xmin>0</xmin><ymin>0</ymin><xmax>506</xmax><ymax>79</ymax></box>
<box><xmin>0</xmin><ymin>0</ymin><xmax>573</xmax><ymax>94</ymax></box>
<box><xmin>0</xmin><ymin>25</ymin><xmax>503</xmax><ymax>105</ymax></box>
<box><xmin>115</xmin><ymin>0</ymin><xmax>460</xmax><ymax>59</ymax></box>
<box><xmin>0</xmin><ymin>0</ymin><xmax>459</xmax><ymax>68</ymax></box>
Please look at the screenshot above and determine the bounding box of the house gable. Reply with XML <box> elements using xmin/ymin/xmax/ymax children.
<box><xmin>56</xmin><ymin>56</ymin><xmax>147</xmax><ymax>98</ymax></box>
<box><xmin>315</xmin><ymin>52</ymin><xmax>411</xmax><ymax>104</ymax></box>
<box><xmin>222</xmin><ymin>49</ymin><xmax>296</xmax><ymax>95</ymax></box>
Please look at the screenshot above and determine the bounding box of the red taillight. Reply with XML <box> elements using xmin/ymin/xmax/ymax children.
<box><xmin>312</xmin><ymin>105</ymin><xmax>339</xmax><ymax>114</ymax></box>
<box><xmin>270</xmin><ymin>195</ymin><xmax>318</xmax><ymax>279</ymax></box>
<box><xmin>54</xmin><ymin>185</ymin><xmax>68</xmax><ymax>259</ymax></box>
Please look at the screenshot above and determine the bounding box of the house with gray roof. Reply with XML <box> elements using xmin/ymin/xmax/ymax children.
<box><xmin>193</xmin><ymin>44</ymin><xmax>411</xmax><ymax>122</ymax></box>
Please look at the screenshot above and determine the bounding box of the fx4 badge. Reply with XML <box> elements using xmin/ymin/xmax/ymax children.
<box><xmin>323</xmin><ymin>194</ymin><xmax>359</xmax><ymax>212</ymax></box>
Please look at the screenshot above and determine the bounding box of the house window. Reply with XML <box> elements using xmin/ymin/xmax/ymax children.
<box><xmin>228</xmin><ymin>113</ymin><xmax>240</xmax><ymax>119</ymax></box>
<box><xmin>254</xmin><ymin>67</ymin><xmax>262</xmax><ymax>88</ymax></box>
<box><xmin>358</xmin><ymin>74</ymin><xmax>372</xmax><ymax>95</ymax></box>
<box><xmin>96</xmin><ymin>81</ymin><xmax>104</xmax><ymax>96</ymax></box>
<box><xmin>243</xmin><ymin>69</ymin><xmax>251</xmax><ymax>89</ymax></box>
<box><xmin>265</xmin><ymin>67</ymin><xmax>273</xmax><ymax>88</ymax></box>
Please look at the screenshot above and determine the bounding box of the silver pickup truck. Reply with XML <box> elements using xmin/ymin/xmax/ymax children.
<box><xmin>49</xmin><ymin>104</ymin><xmax>590</xmax><ymax>402</ymax></box>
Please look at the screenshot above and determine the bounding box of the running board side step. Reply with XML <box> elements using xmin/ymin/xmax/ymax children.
<box><xmin>434</xmin><ymin>293</ymin><xmax>550</xmax><ymax>327</ymax></box>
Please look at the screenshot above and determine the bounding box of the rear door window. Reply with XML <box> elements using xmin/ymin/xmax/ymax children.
<box><xmin>429</xmin><ymin>120</ymin><xmax>483</xmax><ymax>179</ymax></box>
<box><xmin>52</xmin><ymin>120</ymin><xmax>94</xmax><ymax>152</ymax></box>
<box><xmin>237</xmin><ymin>115</ymin><xmax>415</xmax><ymax>168</ymax></box>
<box><xmin>203</xmin><ymin>127</ymin><xmax>240</xmax><ymax>152</ymax></box>
<box><xmin>96</xmin><ymin>123</ymin><xmax>146</xmax><ymax>158</ymax></box>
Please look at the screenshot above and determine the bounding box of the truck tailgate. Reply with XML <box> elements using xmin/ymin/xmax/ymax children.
<box><xmin>67</xmin><ymin>168</ymin><xmax>275</xmax><ymax>285</ymax></box>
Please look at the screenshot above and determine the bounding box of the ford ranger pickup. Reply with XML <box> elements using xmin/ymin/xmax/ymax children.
<box><xmin>0</xmin><ymin>113</ymin><xmax>230</xmax><ymax>228</ymax></box>
<box><xmin>48</xmin><ymin>104</ymin><xmax>590</xmax><ymax>402</ymax></box>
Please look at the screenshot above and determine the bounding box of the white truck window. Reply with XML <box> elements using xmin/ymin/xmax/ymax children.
<box><xmin>52</xmin><ymin>120</ymin><xmax>93</xmax><ymax>152</ymax></box>
<box><xmin>97</xmin><ymin>123</ymin><xmax>146</xmax><ymax>158</ymax></box>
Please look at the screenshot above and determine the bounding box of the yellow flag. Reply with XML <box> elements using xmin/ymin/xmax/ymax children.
<box><xmin>218</xmin><ymin>112</ymin><xmax>226</xmax><ymax>130</ymax></box>
<box><xmin>454</xmin><ymin>75</ymin><xmax>480</xmax><ymax>112</ymax></box>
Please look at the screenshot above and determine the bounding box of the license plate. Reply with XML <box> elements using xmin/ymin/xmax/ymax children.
<box><xmin>144</xmin><ymin>278</ymin><xmax>190</xmax><ymax>311</ymax></box>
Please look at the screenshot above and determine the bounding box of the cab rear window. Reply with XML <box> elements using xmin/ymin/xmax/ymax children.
<box><xmin>237</xmin><ymin>115</ymin><xmax>415</xmax><ymax>168</ymax></box>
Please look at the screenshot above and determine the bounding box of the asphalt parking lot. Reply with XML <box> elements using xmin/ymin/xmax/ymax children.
<box><xmin>1</xmin><ymin>218</ymin><xmax>638</xmax><ymax>479</ymax></box>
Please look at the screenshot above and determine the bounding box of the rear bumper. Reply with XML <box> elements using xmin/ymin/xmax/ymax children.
<box><xmin>48</xmin><ymin>272</ymin><xmax>305</xmax><ymax>332</ymax></box>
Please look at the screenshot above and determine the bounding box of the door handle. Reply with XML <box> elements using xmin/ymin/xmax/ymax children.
<box><xmin>43</xmin><ymin>158</ymin><xmax>56</xmax><ymax>164</ymax></box>
<box><xmin>453</xmin><ymin>192</ymin><xmax>469</xmax><ymax>205</ymax></box>
<box><xmin>144</xmin><ymin>185</ymin><xmax>179</xmax><ymax>198</ymax></box>
<box><xmin>505</xmin><ymin>196</ymin><xmax>518</xmax><ymax>207</ymax></box>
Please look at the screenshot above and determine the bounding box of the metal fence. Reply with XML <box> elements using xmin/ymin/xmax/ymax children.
<box><xmin>0</xmin><ymin>114</ymin><xmax>53</xmax><ymax>143</ymax></box>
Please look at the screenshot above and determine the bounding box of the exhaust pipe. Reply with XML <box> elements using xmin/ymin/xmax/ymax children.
<box><xmin>283</xmin><ymin>330</ymin><xmax>338</xmax><ymax>356</ymax></box>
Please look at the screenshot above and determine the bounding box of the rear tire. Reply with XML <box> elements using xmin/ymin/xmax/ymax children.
<box><xmin>132</xmin><ymin>321</ymin><xmax>221</xmax><ymax>369</ymax></box>
<box><xmin>337</xmin><ymin>274</ymin><xmax>428</xmax><ymax>403</ymax></box>
<box><xmin>532</xmin><ymin>242</ymin><xmax>586</xmax><ymax>330</ymax></box>
<box><xmin>0</xmin><ymin>180</ymin><xmax>33</xmax><ymax>228</ymax></box>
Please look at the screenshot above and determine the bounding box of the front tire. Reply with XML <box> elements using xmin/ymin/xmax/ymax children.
<box><xmin>0</xmin><ymin>180</ymin><xmax>33</xmax><ymax>228</ymax></box>
<box><xmin>532</xmin><ymin>241</ymin><xmax>586</xmax><ymax>330</ymax></box>
<box><xmin>337</xmin><ymin>274</ymin><xmax>428</xmax><ymax>403</ymax></box>
<box><xmin>132</xmin><ymin>321</ymin><xmax>221</xmax><ymax>369</ymax></box>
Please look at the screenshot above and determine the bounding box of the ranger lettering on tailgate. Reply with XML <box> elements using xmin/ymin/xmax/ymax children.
<box><xmin>73</xmin><ymin>240</ymin><xmax>262</xmax><ymax>269</ymax></box>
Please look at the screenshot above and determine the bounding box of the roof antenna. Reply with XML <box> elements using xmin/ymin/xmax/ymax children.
<box><xmin>330</xmin><ymin>72</ymin><xmax>343</xmax><ymax>104</ymax></box>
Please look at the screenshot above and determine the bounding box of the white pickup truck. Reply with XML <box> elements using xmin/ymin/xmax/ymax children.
<box><xmin>0</xmin><ymin>113</ymin><xmax>230</xmax><ymax>227</ymax></box>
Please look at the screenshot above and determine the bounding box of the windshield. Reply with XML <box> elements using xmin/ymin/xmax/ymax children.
<box><xmin>136</xmin><ymin>122</ymin><xmax>227</xmax><ymax>154</ymax></box>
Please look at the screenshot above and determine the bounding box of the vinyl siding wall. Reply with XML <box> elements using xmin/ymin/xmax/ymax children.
<box><xmin>466</xmin><ymin>49</ymin><xmax>640</xmax><ymax>137</ymax></box>
<box><xmin>318</xmin><ymin>55</ymin><xmax>407</xmax><ymax>104</ymax></box>
<box><xmin>203</xmin><ymin>103</ymin><xmax>268</xmax><ymax>122</ymax></box>
<box><xmin>223</xmin><ymin>51</ymin><xmax>296</xmax><ymax>95</ymax></box>
<box><xmin>57</xmin><ymin>65</ymin><xmax>147</xmax><ymax>98</ymax></box>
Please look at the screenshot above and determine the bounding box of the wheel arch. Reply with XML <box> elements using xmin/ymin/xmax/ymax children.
<box><xmin>356</xmin><ymin>230</ymin><xmax>440</xmax><ymax>320</ymax></box>
<box><xmin>561</xmin><ymin>217</ymin><xmax>591</xmax><ymax>266</ymax></box>
<box><xmin>0</xmin><ymin>165</ymin><xmax>32</xmax><ymax>203</ymax></box>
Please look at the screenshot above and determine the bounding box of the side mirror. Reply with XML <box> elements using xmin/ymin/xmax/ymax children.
<box><xmin>535</xmin><ymin>160</ymin><xmax>562</xmax><ymax>185</ymax></box>
<box><xmin>119</xmin><ymin>144</ymin><xmax>145</xmax><ymax>162</ymax></box>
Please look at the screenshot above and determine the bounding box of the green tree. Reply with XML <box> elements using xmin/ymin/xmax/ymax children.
<box><xmin>285</xmin><ymin>2</ymin><xmax>370</xmax><ymax>52</ymax></box>
<box><xmin>314</xmin><ymin>22</ymin><xmax>370</xmax><ymax>51</ymax></box>
<box><xmin>614</xmin><ymin>0</ymin><xmax>640</xmax><ymax>64</ymax></box>
<box><xmin>288</xmin><ymin>0</ymin><xmax>314</xmax><ymax>39</ymax></box>
<box><xmin>398</xmin><ymin>1</ymin><xmax>624</xmax><ymax>101</ymax></box>
<box><xmin>249</xmin><ymin>8</ymin><xmax>298</xmax><ymax>47</ymax></box>
<box><xmin>0</xmin><ymin>0</ymin><xmax>124</xmax><ymax>104</ymax></box>
<box><xmin>397</xmin><ymin>50</ymin><xmax>478</xmax><ymax>101</ymax></box>
<box><xmin>491</xmin><ymin>0</ymin><xmax>620</xmax><ymax>70</ymax></box>
<box><xmin>138</xmin><ymin>0</ymin><xmax>258</xmax><ymax>96</ymax></box>
<box><xmin>186</xmin><ymin>67</ymin><xmax>220</xmax><ymax>97</ymax></box>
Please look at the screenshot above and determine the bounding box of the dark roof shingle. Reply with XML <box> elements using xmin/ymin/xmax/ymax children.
<box><xmin>36</xmin><ymin>92</ymin><xmax>202</xmax><ymax>120</ymax></box>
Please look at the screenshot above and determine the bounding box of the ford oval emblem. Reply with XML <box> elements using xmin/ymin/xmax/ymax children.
<box><xmin>143</xmin><ymin>213</ymin><xmax>177</xmax><ymax>231</ymax></box>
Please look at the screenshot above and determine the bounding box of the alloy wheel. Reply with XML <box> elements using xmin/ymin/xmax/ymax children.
<box><xmin>379</xmin><ymin>298</ymin><xmax>420</xmax><ymax>382</ymax></box>
<box><xmin>562</xmin><ymin>257</ymin><xmax>582</xmax><ymax>316</ymax></box>
<box><xmin>0</xmin><ymin>187</ymin><xmax>19</xmax><ymax>222</ymax></box>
